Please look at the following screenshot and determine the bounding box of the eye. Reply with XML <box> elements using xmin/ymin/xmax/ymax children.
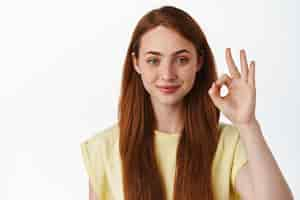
<box><xmin>176</xmin><ymin>57</ymin><xmax>189</xmax><ymax>65</ymax></box>
<box><xmin>146</xmin><ymin>58</ymin><xmax>160</xmax><ymax>65</ymax></box>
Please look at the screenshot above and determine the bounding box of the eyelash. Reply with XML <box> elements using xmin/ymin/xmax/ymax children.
<box><xmin>146</xmin><ymin>57</ymin><xmax>189</xmax><ymax>65</ymax></box>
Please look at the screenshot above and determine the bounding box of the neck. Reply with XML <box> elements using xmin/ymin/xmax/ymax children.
<box><xmin>152</xmin><ymin>101</ymin><xmax>184</xmax><ymax>134</ymax></box>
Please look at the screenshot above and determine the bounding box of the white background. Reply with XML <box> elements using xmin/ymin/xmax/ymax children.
<box><xmin>0</xmin><ymin>0</ymin><xmax>298</xmax><ymax>199</ymax></box>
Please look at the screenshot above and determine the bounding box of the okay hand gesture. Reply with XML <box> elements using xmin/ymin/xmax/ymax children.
<box><xmin>208</xmin><ymin>48</ymin><xmax>257</xmax><ymax>126</ymax></box>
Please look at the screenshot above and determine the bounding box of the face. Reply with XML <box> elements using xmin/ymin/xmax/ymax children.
<box><xmin>132</xmin><ymin>25</ymin><xmax>203</xmax><ymax>107</ymax></box>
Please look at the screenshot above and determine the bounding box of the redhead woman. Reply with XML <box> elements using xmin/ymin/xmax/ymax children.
<box><xmin>80</xmin><ymin>6</ymin><xmax>293</xmax><ymax>200</ymax></box>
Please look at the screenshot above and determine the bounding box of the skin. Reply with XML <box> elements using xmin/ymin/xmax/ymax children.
<box><xmin>89</xmin><ymin>181</ymin><xmax>97</xmax><ymax>200</ymax></box>
<box><xmin>132</xmin><ymin>25</ymin><xmax>203</xmax><ymax>134</ymax></box>
<box><xmin>209</xmin><ymin>49</ymin><xmax>294</xmax><ymax>199</ymax></box>
<box><xmin>88</xmin><ymin>25</ymin><xmax>294</xmax><ymax>199</ymax></box>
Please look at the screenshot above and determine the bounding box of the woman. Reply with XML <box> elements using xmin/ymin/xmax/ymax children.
<box><xmin>80</xmin><ymin>6</ymin><xmax>293</xmax><ymax>200</ymax></box>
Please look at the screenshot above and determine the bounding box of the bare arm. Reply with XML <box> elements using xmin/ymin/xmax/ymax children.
<box><xmin>208</xmin><ymin>48</ymin><xmax>294</xmax><ymax>199</ymax></box>
<box><xmin>234</xmin><ymin>120</ymin><xmax>294</xmax><ymax>200</ymax></box>
<box><xmin>89</xmin><ymin>180</ymin><xmax>99</xmax><ymax>200</ymax></box>
<box><xmin>234</xmin><ymin>163</ymin><xmax>255</xmax><ymax>200</ymax></box>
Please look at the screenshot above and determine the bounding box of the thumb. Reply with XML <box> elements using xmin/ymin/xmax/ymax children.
<box><xmin>208</xmin><ymin>82</ymin><xmax>224</xmax><ymax>109</ymax></box>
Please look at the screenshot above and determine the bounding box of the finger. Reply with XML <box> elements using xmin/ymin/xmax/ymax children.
<box><xmin>215</xmin><ymin>73</ymin><xmax>233</xmax><ymax>89</ymax></box>
<box><xmin>226</xmin><ymin>48</ymin><xmax>241</xmax><ymax>79</ymax></box>
<box><xmin>240</xmin><ymin>49</ymin><xmax>249</xmax><ymax>82</ymax></box>
<box><xmin>208</xmin><ymin>82</ymin><xmax>224</xmax><ymax>109</ymax></box>
<box><xmin>248</xmin><ymin>60</ymin><xmax>256</xmax><ymax>87</ymax></box>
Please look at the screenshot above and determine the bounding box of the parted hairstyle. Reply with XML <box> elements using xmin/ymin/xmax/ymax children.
<box><xmin>118</xmin><ymin>5</ymin><xmax>221</xmax><ymax>200</ymax></box>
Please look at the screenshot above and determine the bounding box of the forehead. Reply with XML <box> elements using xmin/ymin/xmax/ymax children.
<box><xmin>139</xmin><ymin>26</ymin><xmax>196</xmax><ymax>56</ymax></box>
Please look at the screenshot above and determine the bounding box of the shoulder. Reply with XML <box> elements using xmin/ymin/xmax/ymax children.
<box><xmin>80</xmin><ymin>122</ymin><xmax>120</xmax><ymax>155</ymax></box>
<box><xmin>218</xmin><ymin>121</ymin><xmax>241</xmax><ymax>146</ymax></box>
<box><xmin>216</xmin><ymin>121</ymin><xmax>244</xmax><ymax>158</ymax></box>
<box><xmin>213</xmin><ymin>122</ymin><xmax>249</xmax><ymax>198</ymax></box>
<box><xmin>80</xmin><ymin>123</ymin><xmax>119</xmax><ymax>199</ymax></box>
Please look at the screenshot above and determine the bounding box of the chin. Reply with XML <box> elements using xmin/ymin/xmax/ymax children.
<box><xmin>153</xmin><ymin>93</ymin><xmax>185</xmax><ymax>106</ymax></box>
<box><xmin>147</xmin><ymin>86</ymin><xmax>189</xmax><ymax>106</ymax></box>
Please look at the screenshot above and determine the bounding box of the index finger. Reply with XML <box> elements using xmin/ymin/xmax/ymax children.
<box><xmin>225</xmin><ymin>48</ymin><xmax>241</xmax><ymax>79</ymax></box>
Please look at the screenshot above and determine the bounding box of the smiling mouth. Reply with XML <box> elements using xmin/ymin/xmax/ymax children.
<box><xmin>156</xmin><ymin>85</ymin><xmax>181</xmax><ymax>94</ymax></box>
<box><xmin>156</xmin><ymin>85</ymin><xmax>181</xmax><ymax>89</ymax></box>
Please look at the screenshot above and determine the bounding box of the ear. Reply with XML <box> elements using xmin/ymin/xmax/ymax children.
<box><xmin>196</xmin><ymin>55</ymin><xmax>204</xmax><ymax>72</ymax></box>
<box><xmin>131</xmin><ymin>52</ymin><xmax>141</xmax><ymax>74</ymax></box>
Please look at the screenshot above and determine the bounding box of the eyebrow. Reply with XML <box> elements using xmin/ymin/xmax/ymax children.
<box><xmin>144</xmin><ymin>49</ymin><xmax>191</xmax><ymax>56</ymax></box>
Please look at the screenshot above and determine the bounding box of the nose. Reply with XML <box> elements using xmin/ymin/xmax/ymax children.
<box><xmin>159</xmin><ymin>63</ymin><xmax>178</xmax><ymax>81</ymax></box>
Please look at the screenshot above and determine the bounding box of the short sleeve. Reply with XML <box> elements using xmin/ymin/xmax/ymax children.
<box><xmin>231</xmin><ymin>128</ymin><xmax>248</xmax><ymax>189</ymax></box>
<box><xmin>80</xmin><ymin>138</ymin><xmax>108</xmax><ymax>199</ymax></box>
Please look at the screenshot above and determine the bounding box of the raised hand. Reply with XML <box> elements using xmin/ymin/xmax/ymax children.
<box><xmin>208</xmin><ymin>48</ymin><xmax>257</xmax><ymax>126</ymax></box>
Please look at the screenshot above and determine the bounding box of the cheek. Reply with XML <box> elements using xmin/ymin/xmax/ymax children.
<box><xmin>180</xmin><ymin>68</ymin><xmax>197</xmax><ymax>81</ymax></box>
<box><xmin>179</xmin><ymin>70</ymin><xmax>197</xmax><ymax>90</ymax></box>
<box><xmin>141</xmin><ymin>69</ymin><xmax>157</xmax><ymax>83</ymax></box>
<box><xmin>140</xmin><ymin>73</ymin><xmax>157</xmax><ymax>92</ymax></box>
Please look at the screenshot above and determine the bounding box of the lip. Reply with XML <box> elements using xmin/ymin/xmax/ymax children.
<box><xmin>157</xmin><ymin>85</ymin><xmax>181</xmax><ymax>94</ymax></box>
<box><xmin>157</xmin><ymin>85</ymin><xmax>181</xmax><ymax>89</ymax></box>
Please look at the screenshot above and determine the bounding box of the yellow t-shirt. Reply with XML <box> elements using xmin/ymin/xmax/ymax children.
<box><xmin>80</xmin><ymin>122</ymin><xmax>248</xmax><ymax>200</ymax></box>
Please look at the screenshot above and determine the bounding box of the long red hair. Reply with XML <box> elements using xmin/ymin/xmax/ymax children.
<box><xmin>118</xmin><ymin>5</ymin><xmax>220</xmax><ymax>200</ymax></box>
